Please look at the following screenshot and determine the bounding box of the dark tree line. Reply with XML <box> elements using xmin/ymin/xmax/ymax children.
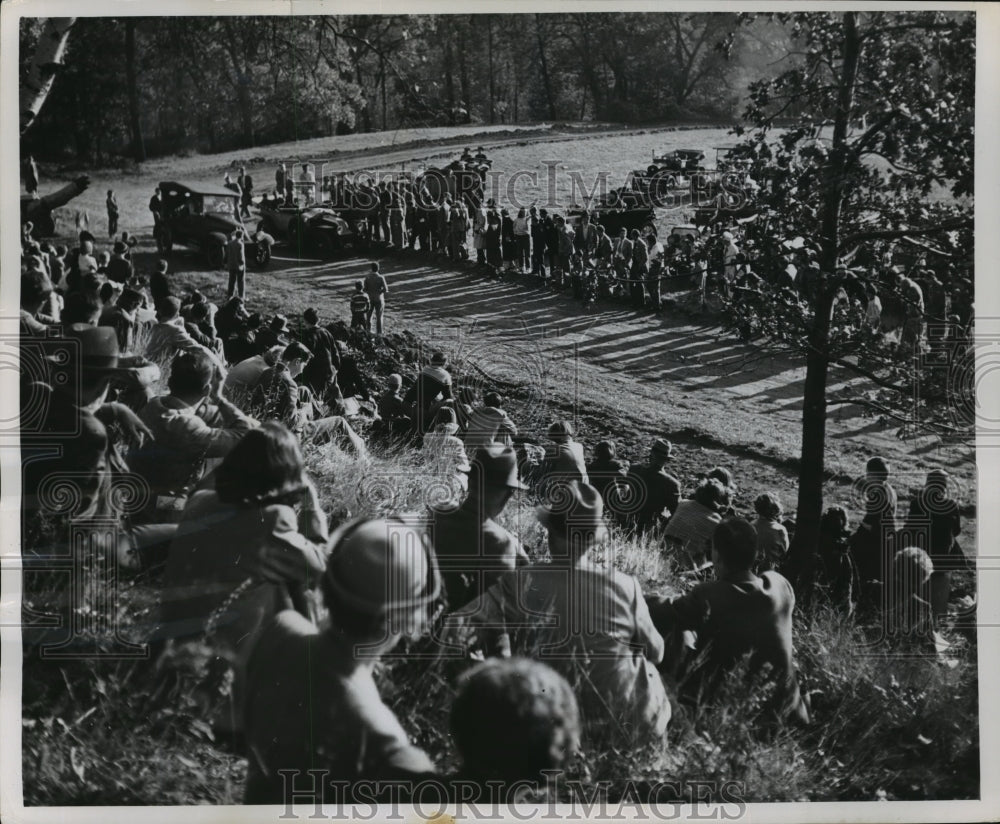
<box><xmin>19</xmin><ymin>13</ymin><xmax>789</xmax><ymax>165</ymax></box>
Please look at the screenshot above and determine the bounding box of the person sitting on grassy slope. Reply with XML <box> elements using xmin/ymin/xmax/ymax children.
<box><xmin>429</xmin><ymin>444</ymin><xmax>530</xmax><ymax>611</ymax></box>
<box><xmin>647</xmin><ymin>516</ymin><xmax>810</xmax><ymax>727</ymax></box>
<box><xmin>447</xmin><ymin>658</ymin><xmax>580</xmax><ymax>796</ymax></box>
<box><xmin>242</xmin><ymin>517</ymin><xmax>441</xmax><ymax>805</ymax></box>
<box><xmin>663</xmin><ymin>478</ymin><xmax>729</xmax><ymax>570</ymax></box>
<box><xmin>461</xmin><ymin>480</ymin><xmax>671</xmax><ymax>747</ymax></box>
<box><xmin>156</xmin><ymin>422</ymin><xmax>329</xmax><ymax>735</ymax></box>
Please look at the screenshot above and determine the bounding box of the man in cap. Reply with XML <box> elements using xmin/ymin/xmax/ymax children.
<box><xmin>243</xmin><ymin>518</ymin><xmax>440</xmax><ymax>804</ymax></box>
<box><xmin>429</xmin><ymin>444</ymin><xmax>530</xmax><ymax>611</ymax></box>
<box><xmin>298</xmin><ymin>307</ymin><xmax>341</xmax><ymax>402</ymax></box>
<box><xmin>254</xmin><ymin>314</ymin><xmax>291</xmax><ymax>351</ymax></box>
<box><xmin>623</xmin><ymin>438</ymin><xmax>681</xmax><ymax>533</ymax></box>
<box><xmin>464</xmin><ymin>480</ymin><xmax>671</xmax><ymax>746</ymax></box>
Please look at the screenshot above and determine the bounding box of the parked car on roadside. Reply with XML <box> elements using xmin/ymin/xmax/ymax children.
<box><xmin>257</xmin><ymin>195</ymin><xmax>366</xmax><ymax>257</ymax></box>
<box><xmin>154</xmin><ymin>180</ymin><xmax>271</xmax><ymax>269</ymax></box>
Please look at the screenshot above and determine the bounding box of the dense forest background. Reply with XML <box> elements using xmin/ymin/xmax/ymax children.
<box><xmin>19</xmin><ymin>13</ymin><xmax>793</xmax><ymax>165</ymax></box>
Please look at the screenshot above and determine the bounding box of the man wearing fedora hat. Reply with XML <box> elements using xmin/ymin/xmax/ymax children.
<box><xmin>429</xmin><ymin>444</ymin><xmax>529</xmax><ymax>611</ymax></box>
<box><xmin>622</xmin><ymin>438</ymin><xmax>681</xmax><ymax>533</ymax></box>
<box><xmin>464</xmin><ymin>480</ymin><xmax>671</xmax><ymax>746</ymax></box>
<box><xmin>243</xmin><ymin>517</ymin><xmax>440</xmax><ymax>804</ymax></box>
<box><xmin>105</xmin><ymin>240</ymin><xmax>133</xmax><ymax>284</ymax></box>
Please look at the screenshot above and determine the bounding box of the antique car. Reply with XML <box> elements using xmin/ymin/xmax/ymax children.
<box><xmin>154</xmin><ymin>181</ymin><xmax>270</xmax><ymax>269</ymax></box>
<box><xmin>257</xmin><ymin>196</ymin><xmax>365</xmax><ymax>257</ymax></box>
<box><xmin>630</xmin><ymin>148</ymin><xmax>708</xmax><ymax>204</ymax></box>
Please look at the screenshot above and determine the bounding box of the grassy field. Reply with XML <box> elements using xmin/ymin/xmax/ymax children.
<box><xmin>21</xmin><ymin>123</ymin><xmax>980</xmax><ymax>806</ymax></box>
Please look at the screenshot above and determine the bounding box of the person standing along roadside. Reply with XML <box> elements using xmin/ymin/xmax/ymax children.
<box><xmin>227</xmin><ymin>228</ymin><xmax>247</xmax><ymax>300</ymax></box>
<box><xmin>106</xmin><ymin>190</ymin><xmax>119</xmax><ymax>239</ymax></box>
<box><xmin>363</xmin><ymin>262</ymin><xmax>389</xmax><ymax>336</ymax></box>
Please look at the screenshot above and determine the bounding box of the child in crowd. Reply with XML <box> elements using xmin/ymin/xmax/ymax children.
<box><xmin>753</xmin><ymin>492</ymin><xmax>789</xmax><ymax>572</ymax></box>
<box><xmin>350</xmin><ymin>279</ymin><xmax>371</xmax><ymax>331</ymax></box>
<box><xmin>449</xmin><ymin>658</ymin><xmax>580</xmax><ymax>790</ymax></box>
<box><xmin>243</xmin><ymin>517</ymin><xmax>441</xmax><ymax>805</ymax></box>
<box><xmin>647</xmin><ymin>516</ymin><xmax>810</xmax><ymax>726</ymax></box>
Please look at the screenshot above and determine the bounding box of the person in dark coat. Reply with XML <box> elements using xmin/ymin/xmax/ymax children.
<box><xmin>429</xmin><ymin>445</ymin><xmax>529</xmax><ymax>611</ymax></box>
<box><xmin>298</xmin><ymin>307</ymin><xmax>340</xmax><ymax>400</ymax></box>
<box><xmin>622</xmin><ymin>438</ymin><xmax>681</xmax><ymax>533</ymax></box>
<box><xmin>647</xmin><ymin>516</ymin><xmax>810</xmax><ymax>726</ymax></box>
<box><xmin>849</xmin><ymin>456</ymin><xmax>898</xmax><ymax>591</ymax></box>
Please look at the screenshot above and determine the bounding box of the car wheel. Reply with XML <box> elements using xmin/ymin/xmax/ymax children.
<box><xmin>207</xmin><ymin>243</ymin><xmax>226</xmax><ymax>269</ymax></box>
<box><xmin>155</xmin><ymin>226</ymin><xmax>173</xmax><ymax>256</ymax></box>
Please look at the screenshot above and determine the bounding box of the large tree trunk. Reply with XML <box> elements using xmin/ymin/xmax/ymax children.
<box><xmin>788</xmin><ymin>12</ymin><xmax>862</xmax><ymax>591</ymax></box>
<box><xmin>442</xmin><ymin>21</ymin><xmax>456</xmax><ymax>125</ymax></box>
<box><xmin>487</xmin><ymin>16</ymin><xmax>496</xmax><ymax>124</ymax></box>
<box><xmin>534</xmin><ymin>15</ymin><xmax>557</xmax><ymax>120</ymax></box>
<box><xmin>125</xmin><ymin>20</ymin><xmax>146</xmax><ymax>162</ymax></box>
<box><xmin>20</xmin><ymin>17</ymin><xmax>76</xmax><ymax>136</ymax></box>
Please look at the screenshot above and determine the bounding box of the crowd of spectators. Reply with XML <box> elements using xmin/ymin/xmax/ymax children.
<box><xmin>18</xmin><ymin>180</ymin><xmax>972</xmax><ymax>806</ymax></box>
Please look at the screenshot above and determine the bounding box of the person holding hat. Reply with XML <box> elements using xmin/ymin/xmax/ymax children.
<box><xmin>622</xmin><ymin>438</ymin><xmax>681</xmax><ymax>533</ymax></box>
<box><xmin>429</xmin><ymin>444</ymin><xmax>529</xmax><ymax>611</ymax></box>
<box><xmin>646</xmin><ymin>516</ymin><xmax>810</xmax><ymax>727</ymax></box>
<box><xmin>464</xmin><ymin>480</ymin><xmax>670</xmax><ymax>746</ymax></box>
<box><xmin>464</xmin><ymin>391</ymin><xmax>517</xmax><ymax>450</ymax></box>
<box><xmin>227</xmin><ymin>228</ymin><xmax>247</xmax><ymax>300</ymax></box>
<box><xmin>242</xmin><ymin>517</ymin><xmax>440</xmax><ymax>804</ymax></box>
<box><xmin>540</xmin><ymin>420</ymin><xmax>589</xmax><ymax>493</ymax></box>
